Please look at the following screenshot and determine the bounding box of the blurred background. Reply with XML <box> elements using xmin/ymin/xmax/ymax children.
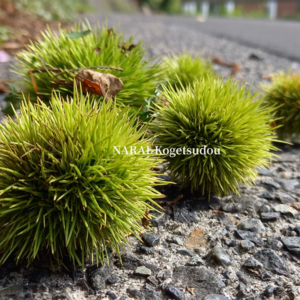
<box><xmin>1</xmin><ymin>0</ymin><xmax>298</xmax><ymax>56</ymax></box>
<box><xmin>89</xmin><ymin>0</ymin><xmax>300</xmax><ymax>20</ymax></box>
<box><xmin>0</xmin><ymin>0</ymin><xmax>299</xmax><ymax>81</ymax></box>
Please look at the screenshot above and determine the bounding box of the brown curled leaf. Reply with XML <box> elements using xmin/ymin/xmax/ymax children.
<box><xmin>51</xmin><ymin>69</ymin><xmax>123</xmax><ymax>102</ymax></box>
<box><xmin>75</xmin><ymin>69</ymin><xmax>124</xmax><ymax>101</ymax></box>
<box><xmin>212</xmin><ymin>56</ymin><xmax>240</xmax><ymax>76</ymax></box>
<box><xmin>186</xmin><ymin>286</ymin><xmax>195</xmax><ymax>295</ymax></box>
<box><xmin>141</xmin><ymin>208</ymin><xmax>151</xmax><ymax>229</ymax></box>
<box><xmin>107</xmin><ymin>28</ymin><xmax>115</xmax><ymax>36</ymax></box>
<box><xmin>0</xmin><ymin>79</ymin><xmax>11</xmax><ymax>93</ymax></box>
<box><xmin>262</xmin><ymin>75</ymin><xmax>272</xmax><ymax>79</ymax></box>
<box><xmin>156</xmin><ymin>194</ymin><xmax>183</xmax><ymax>212</ymax></box>
<box><xmin>119</xmin><ymin>44</ymin><xmax>137</xmax><ymax>52</ymax></box>
<box><xmin>94</xmin><ymin>47</ymin><xmax>101</xmax><ymax>54</ymax></box>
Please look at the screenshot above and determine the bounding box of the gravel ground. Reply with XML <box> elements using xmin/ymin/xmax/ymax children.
<box><xmin>1</xmin><ymin>13</ymin><xmax>300</xmax><ymax>300</ymax></box>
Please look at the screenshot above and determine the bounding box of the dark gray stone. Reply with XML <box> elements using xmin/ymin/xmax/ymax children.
<box><xmin>275</xmin><ymin>192</ymin><xmax>294</xmax><ymax>204</ymax></box>
<box><xmin>143</xmin><ymin>263</ymin><xmax>159</xmax><ymax>274</ymax></box>
<box><xmin>207</xmin><ymin>246</ymin><xmax>232</xmax><ymax>267</ymax></box>
<box><xmin>237</xmin><ymin>218</ymin><xmax>265</xmax><ymax>233</ymax></box>
<box><xmin>242</xmin><ymin>256</ymin><xmax>263</xmax><ymax>269</ymax></box>
<box><xmin>260</xmin><ymin>192</ymin><xmax>275</xmax><ymax>200</ymax></box>
<box><xmin>87</xmin><ymin>264</ymin><xmax>110</xmax><ymax>290</ymax></box>
<box><xmin>281</xmin><ymin>236</ymin><xmax>300</xmax><ymax>256</ymax></box>
<box><xmin>106</xmin><ymin>274</ymin><xmax>119</xmax><ymax>285</ymax></box>
<box><xmin>158</xmin><ymin>248</ymin><xmax>171</xmax><ymax>257</ymax></box>
<box><xmin>275</xmin><ymin>179</ymin><xmax>300</xmax><ymax>191</ymax></box>
<box><xmin>106</xmin><ymin>291</ymin><xmax>117</xmax><ymax>299</ymax></box>
<box><xmin>173</xmin><ymin>207</ymin><xmax>200</xmax><ymax>224</ymax></box>
<box><xmin>263</xmin><ymin>179</ymin><xmax>281</xmax><ymax>189</ymax></box>
<box><xmin>142</xmin><ymin>233</ymin><xmax>160</xmax><ymax>247</ymax></box>
<box><xmin>234</xmin><ymin>230</ymin><xmax>263</xmax><ymax>246</ymax></box>
<box><xmin>227</xmin><ymin>240</ymin><xmax>237</xmax><ymax>247</ymax></box>
<box><xmin>168</xmin><ymin>236</ymin><xmax>184</xmax><ymax>245</ymax></box>
<box><xmin>220</xmin><ymin>195</ymin><xmax>268</xmax><ymax>217</ymax></box>
<box><xmin>115</xmin><ymin>253</ymin><xmax>142</xmax><ymax>270</ymax></box>
<box><xmin>253</xmin><ymin>249</ymin><xmax>290</xmax><ymax>276</ymax></box>
<box><xmin>28</xmin><ymin>269</ymin><xmax>49</xmax><ymax>283</ymax></box>
<box><xmin>139</xmin><ymin>246</ymin><xmax>155</xmax><ymax>255</ymax></box>
<box><xmin>142</xmin><ymin>287</ymin><xmax>163</xmax><ymax>300</ymax></box>
<box><xmin>151</xmin><ymin>213</ymin><xmax>170</xmax><ymax>227</ymax></box>
<box><xmin>213</xmin><ymin>211</ymin><xmax>233</xmax><ymax>225</ymax></box>
<box><xmin>165</xmin><ymin>285</ymin><xmax>185</xmax><ymax>300</ymax></box>
<box><xmin>236</xmin><ymin>271</ymin><xmax>252</xmax><ymax>285</ymax></box>
<box><xmin>293</xmin><ymin>226</ymin><xmax>300</xmax><ymax>236</ymax></box>
<box><xmin>221</xmin><ymin>202</ymin><xmax>243</xmax><ymax>213</ymax></box>
<box><xmin>261</xmin><ymin>270</ymin><xmax>272</xmax><ymax>281</ymax></box>
<box><xmin>264</xmin><ymin>285</ymin><xmax>275</xmax><ymax>296</ymax></box>
<box><xmin>261</xmin><ymin>212</ymin><xmax>281</xmax><ymax>222</ymax></box>
<box><xmin>259</xmin><ymin>204</ymin><xmax>272</xmax><ymax>213</ymax></box>
<box><xmin>203</xmin><ymin>295</ymin><xmax>230</xmax><ymax>300</ymax></box>
<box><xmin>277</xmin><ymin>165</ymin><xmax>287</xmax><ymax>171</ymax></box>
<box><xmin>222</xmin><ymin>270</ymin><xmax>231</xmax><ymax>280</ymax></box>
<box><xmin>266</xmin><ymin>238</ymin><xmax>283</xmax><ymax>251</ymax></box>
<box><xmin>240</xmin><ymin>240</ymin><xmax>255</xmax><ymax>251</ymax></box>
<box><xmin>221</xmin><ymin>228</ymin><xmax>228</xmax><ymax>236</ymax></box>
<box><xmin>210</xmin><ymin>239</ymin><xmax>218</xmax><ymax>247</ymax></box>
<box><xmin>157</xmin><ymin>269</ymin><xmax>172</xmax><ymax>280</ymax></box>
<box><xmin>225</xmin><ymin>225</ymin><xmax>234</xmax><ymax>231</ymax></box>
<box><xmin>236</xmin><ymin>283</ymin><xmax>247</xmax><ymax>299</ymax></box>
<box><xmin>172</xmin><ymin>266</ymin><xmax>225</xmax><ymax>298</ymax></box>
<box><xmin>177</xmin><ymin>249</ymin><xmax>194</xmax><ymax>257</ymax></box>
<box><xmin>257</xmin><ymin>167</ymin><xmax>273</xmax><ymax>177</ymax></box>
<box><xmin>127</xmin><ymin>288</ymin><xmax>142</xmax><ymax>299</ymax></box>
<box><xmin>248</xmin><ymin>53</ymin><xmax>263</xmax><ymax>60</ymax></box>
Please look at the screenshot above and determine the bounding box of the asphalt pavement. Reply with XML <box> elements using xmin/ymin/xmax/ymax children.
<box><xmin>91</xmin><ymin>14</ymin><xmax>300</xmax><ymax>62</ymax></box>
<box><xmin>191</xmin><ymin>17</ymin><xmax>300</xmax><ymax>62</ymax></box>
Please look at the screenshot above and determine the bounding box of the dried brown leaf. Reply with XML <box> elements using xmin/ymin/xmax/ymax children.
<box><xmin>141</xmin><ymin>208</ymin><xmax>151</xmax><ymax>229</ymax></box>
<box><xmin>186</xmin><ymin>286</ymin><xmax>195</xmax><ymax>295</ymax></box>
<box><xmin>119</xmin><ymin>44</ymin><xmax>137</xmax><ymax>52</ymax></box>
<box><xmin>0</xmin><ymin>79</ymin><xmax>11</xmax><ymax>93</ymax></box>
<box><xmin>212</xmin><ymin>56</ymin><xmax>240</xmax><ymax>76</ymax></box>
<box><xmin>94</xmin><ymin>47</ymin><xmax>101</xmax><ymax>54</ymax></box>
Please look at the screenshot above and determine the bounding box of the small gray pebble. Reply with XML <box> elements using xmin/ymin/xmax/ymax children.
<box><xmin>142</xmin><ymin>233</ymin><xmax>160</xmax><ymax>247</ymax></box>
<box><xmin>165</xmin><ymin>285</ymin><xmax>184</xmax><ymax>300</ymax></box>
<box><xmin>106</xmin><ymin>291</ymin><xmax>117</xmax><ymax>299</ymax></box>
<box><xmin>177</xmin><ymin>248</ymin><xmax>194</xmax><ymax>257</ymax></box>
<box><xmin>186</xmin><ymin>255</ymin><xmax>204</xmax><ymax>266</ymax></box>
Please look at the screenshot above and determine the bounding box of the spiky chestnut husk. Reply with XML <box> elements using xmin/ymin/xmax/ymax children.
<box><xmin>262</xmin><ymin>71</ymin><xmax>300</xmax><ymax>141</ymax></box>
<box><xmin>163</xmin><ymin>53</ymin><xmax>215</xmax><ymax>90</ymax></box>
<box><xmin>12</xmin><ymin>22</ymin><xmax>163</xmax><ymax>110</ymax></box>
<box><xmin>0</xmin><ymin>89</ymin><xmax>164</xmax><ymax>268</ymax></box>
<box><xmin>151</xmin><ymin>77</ymin><xmax>279</xmax><ymax>196</ymax></box>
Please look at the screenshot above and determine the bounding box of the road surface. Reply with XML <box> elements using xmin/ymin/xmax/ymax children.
<box><xmin>191</xmin><ymin>17</ymin><xmax>300</xmax><ymax>62</ymax></box>
<box><xmin>88</xmin><ymin>13</ymin><xmax>300</xmax><ymax>62</ymax></box>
